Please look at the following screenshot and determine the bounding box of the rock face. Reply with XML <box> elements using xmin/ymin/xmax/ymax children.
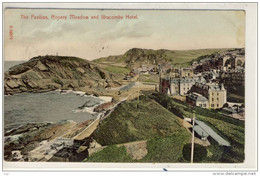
<box><xmin>94</xmin><ymin>48</ymin><xmax>171</xmax><ymax>67</ymax></box>
<box><xmin>4</xmin><ymin>55</ymin><xmax>120</xmax><ymax>95</ymax></box>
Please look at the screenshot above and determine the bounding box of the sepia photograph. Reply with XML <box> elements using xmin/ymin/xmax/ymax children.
<box><xmin>2</xmin><ymin>2</ymin><xmax>257</xmax><ymax>172</ymax></box>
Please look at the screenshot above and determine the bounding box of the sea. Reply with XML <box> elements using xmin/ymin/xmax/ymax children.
<box><xmin>4</xmin><ymin>61</ymin><xmax>102</xmax><ymax>132</ymax></box>
<box><xmin>4</xmin><ymin>60</ymin><xmax>25</xmax><ymax>72</ymax></box>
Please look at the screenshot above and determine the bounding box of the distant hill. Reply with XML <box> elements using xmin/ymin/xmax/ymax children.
<box><xmin>93</xmin><ymin>48</ymin><xmax>231</xmax><ymax>67</ymax></box>
<box><xmin>4</xmin><ymin>55</ymin><xmax>120</xmax><ymax>95</ymax></box>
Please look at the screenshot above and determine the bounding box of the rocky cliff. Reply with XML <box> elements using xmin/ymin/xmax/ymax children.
<box><xmin>4</xmin><ymin>55</ymin><xmax>120</xmax><ymax>95</ymax></box>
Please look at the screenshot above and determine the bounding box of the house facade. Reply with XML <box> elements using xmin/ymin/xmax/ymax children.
<box><xmin>187</xmin><ymin>82</ymin><xmax>227</xmax><ymax>109</ymax></box>
<box><xmin>180</xmin><ymin>68</ymin><xmax>194</xmax><ymax>78</ymax></box>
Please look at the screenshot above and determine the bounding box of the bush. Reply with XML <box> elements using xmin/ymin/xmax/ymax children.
<box><xmin>182</xmin><ymin>143</ymin><xmax>207</xmax><ymax>162</ymax></box>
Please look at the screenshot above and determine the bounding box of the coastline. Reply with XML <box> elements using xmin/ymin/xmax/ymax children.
<box><xmin>4</xmin><ymin>89</ymin><xmax>114</xmax><ymax>161</ymax></box>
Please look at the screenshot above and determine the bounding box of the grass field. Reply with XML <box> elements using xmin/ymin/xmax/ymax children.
<box><xmin>159</xmin><ymin>49</ymin><xmax>227</xmax><ymax>66</ymax></box>
<box><xmin>139</xmin><ymin>74</ymin><xmax>159</xmax><ymax>83</ymax></box>
<box><xmin>102</xmin><ymin>65</ymin><xmax>130</xmax><ymax>74</ymax></box>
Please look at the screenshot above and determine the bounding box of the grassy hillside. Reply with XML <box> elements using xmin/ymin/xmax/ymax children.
<box><xmin>86</xmin><ymin>145</ymin><xmax>134</xmax><ymax>162</ymax></box>
<box><xmin>92</xmin><ymin>95</ymin><xmax>189</xmax><ymax>146</ymax></box>
<box><xmin>149</xmin><ymin>93</ymin><xmax>245</xmax><ymax>163</ymax></box>
<box><xmin>86</xmin><ymin>133</ymin><xmax>190</xmax><ymax>163</ymax></box>
<box><xmin>94</xmin><ymin>48</ymin><xmax>230</xmax><ymax>67</ymax></box>
<box><xmin>141</xmin><ymin>133</ymin><xmax>190</xmax><ymax>162</ymax></box>
<box><xmin>88</xmin><ymin>95</ymin><xmax>191</xmax><ymax>162</ymax></box>
<box><xmin>88</xmin><ymin>93</ymin><xmax>245</xmax><ymax>163</ymax></box>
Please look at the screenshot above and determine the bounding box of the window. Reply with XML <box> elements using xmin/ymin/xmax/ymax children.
<box><xmin>217</xmin><ymin>104</ymin><xmax>219</xmax><ymax>107</ymax></box>
<box><xmin>211</xmin><ymin>104</ymin><xmax>214</xmax><ymax>108</ymax></box>
<box><xmin>212</xmin><ymin>98</ymin><xmax>214</xmax><ymax>101</ymax></box>
<box><xmin>217</xmin><ymin>98</ymin><xmax>219</xmax><ymax>101</ymax></box>
<box><xmin>199</xmin><ymin>104</ymin><xmax>202</xmax><ymax>107</ymax></box>
<box><xmin>203</xmin><ymin>104</ymin><xmax>206</xmax><ymax>107</ymax></box>
<box><xmin>217</xmin><ymin>93</ymin><xmax>219</xmax><ymax>96</ymax></box>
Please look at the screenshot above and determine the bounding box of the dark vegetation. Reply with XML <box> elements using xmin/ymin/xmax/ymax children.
<box><xmin>182</xmin><ymin>143</ymin><xmax>207</xmax><ymax>162</ymax></box>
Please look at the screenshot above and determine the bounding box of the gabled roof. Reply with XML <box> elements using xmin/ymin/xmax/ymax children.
<box><xmin>187</xmin><ymin>93</ymin><xmax>208</xmax><ymax>102</ymax></box>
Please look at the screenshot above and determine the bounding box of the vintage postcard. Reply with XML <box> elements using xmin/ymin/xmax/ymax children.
<box><xmin>2</xmin><ymin>3</ymin><xmax>257</xmax><ymax>171</ymax></box>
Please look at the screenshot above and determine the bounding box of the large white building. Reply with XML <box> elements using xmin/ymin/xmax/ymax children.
<box><xmin>160</xmin><ymin>76</ymin><xmax>206</xmax><ymax>96</ymax></box>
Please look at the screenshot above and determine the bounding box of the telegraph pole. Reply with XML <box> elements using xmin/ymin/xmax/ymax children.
<box><xmin>191</xmin><ymin>112</ymin><xmax>195</xmax><ymax>163</ymax></box>
<box><xmin>137</xmin><ymin>70</ymin><xmax>139</xmax><ymax>109</ymax></box>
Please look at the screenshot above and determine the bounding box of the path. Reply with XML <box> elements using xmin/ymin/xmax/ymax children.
<box><xmin>73</xmin><ymin>95</ymin><xmax>130</xmax><ymax>140</ymax></box>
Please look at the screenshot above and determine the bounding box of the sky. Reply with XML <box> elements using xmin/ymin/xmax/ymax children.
<box><xmin>4</xmin><ymin>9</ymin><xmax>245</xmax><ymax>61</ymax></box>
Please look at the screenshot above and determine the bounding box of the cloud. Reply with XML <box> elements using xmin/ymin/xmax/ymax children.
<box><xmin>99</xmin><ymin>19</ymin><xmax>154</xmax><ymax>41</ymax></box>
<box><xmin>4</xmin><ymin>9</ymin><xmax>245</xmax><ymax>61</ymax></box>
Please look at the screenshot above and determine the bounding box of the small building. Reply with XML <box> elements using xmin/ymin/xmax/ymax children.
<box><xmin>159</xmin><ymin>62</ymin><xmax>172</xmax><ymax>73</ymax></box>
<box><xmin>133</xmin><ymin>65</ymin><xmax>157</xmax><ymax>75</ymax></box>
<box><xmin>180</xmin><ymin>67</ymin><xmax>194</xmax><ymax>78</ymax></box>
<box><xmin>186</xmin><ymin>92</ymin><xmax>209</xmax><ymax>108</ymax></box>
<box><xmin>201</xmin><ymin>69</ymin><xmax>220</xmax><ymax>82</ymax></box>
<box><xmin>189</xmin><ymin>82</ymin><xmax>227</xmax><ymax>109</ymax></box>
<box><xmin>195</xmin><ymin>120</ymin><xmax>230</xmax><ymax>146</ymax></box>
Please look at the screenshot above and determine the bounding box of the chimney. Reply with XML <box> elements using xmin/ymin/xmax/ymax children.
<box><xmin>220</xmin><ymin>83</ymin><xmax>225</xmax><ymax>90</ymax></box>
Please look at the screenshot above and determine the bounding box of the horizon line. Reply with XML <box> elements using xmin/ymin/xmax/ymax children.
<box><xmin>4</xmin><ymin>46</ymin><xmax>245</xmax><ymax>61</ymax></box>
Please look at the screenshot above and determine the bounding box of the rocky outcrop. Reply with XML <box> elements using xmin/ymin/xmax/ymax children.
<box><xmin>94</xmin><ymin>48</ymin><xmax>170</xmax><ymax>67</ymax></box>
<box><xmin>4</xmin><ymin>55</ymin><xmax>120</xmax><ymax>95</ymax></box>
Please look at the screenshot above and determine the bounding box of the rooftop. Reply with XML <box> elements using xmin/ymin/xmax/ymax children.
<box><xmin>195</xmin><ymin>120</ymin><xmax>230</xmax><ymax>146</ymax></box>
<box><xmin>187</xmin><ymin>92</ymin><xmax>208</xmax><ymax>102</ymax></box>
<box><xmin>194</xmin><ymin>82</ymin><xmax>225</xmax><ymax>91</ymax></box>
<box><xmin>194</xmin><ymin>125</ymin><xmax>209</xmax><ymax>138</ymax></box>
